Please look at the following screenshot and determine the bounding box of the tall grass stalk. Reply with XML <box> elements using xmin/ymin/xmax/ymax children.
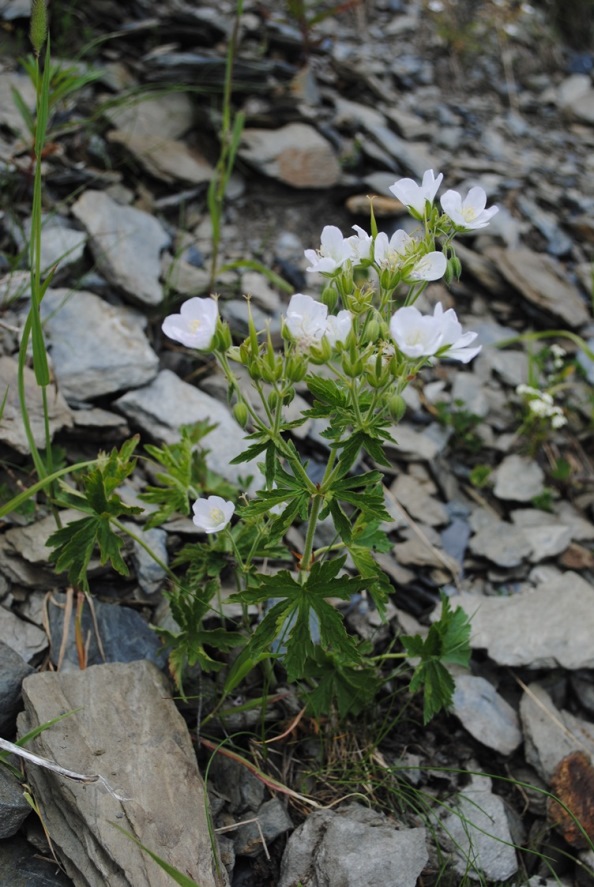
<box><xmin>207</xmin><ymin>0</ymin><xmax>246</xmax><ymax>287</ymax></box>
<box><xmin>17</xmin><ymin>2</ymin><xmax>53</xmax><ymax>483</ymax></box>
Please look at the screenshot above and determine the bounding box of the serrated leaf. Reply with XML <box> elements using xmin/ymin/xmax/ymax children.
<box><xmin>401</xmin><ymin>593</ymin><xmax>471</xmax><ymax>723</ymax></box>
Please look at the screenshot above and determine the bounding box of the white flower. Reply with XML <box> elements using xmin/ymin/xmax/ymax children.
<box><xmin>162</xmin><ymin>297</ymin><xmax>218</xmax><ymax>349</ymax></box>
<box><xmin>551</xmin><ymin>412</ymin><xmax>567</xmax><ymax>429</ymax></box>
<box><xmin>389</xmin><ymin>306</ymin><xmax>443</xmax><ymax>358</ymax></box>
<box><xmin>409</xmin><ymin>251</ymin><xmax>447</xmax><ymax>281</ymax></box>
<box><xmin>390</xmin><ymin>303</ymin><xmax>481</xmax><ymax>363</ymax></box>
<box><xmin>192</xmin><ymin>496</ymin><xmax>235</xmax><ymax>533</ymax></box>
<box><xmin>285</xmin><ymin>293</ymin><xmax>352</xmax><ymax>349</ymax></box>
<box><xmin>285</xmin><ymin>293</ymin><xmax>328</xmax><ymax>342</ymax></box>
<box><xmin>325</xmin><ymin>309</ymin><xmax>352</xmax><ymax>347</ymax></box>
<box><xmin>374</xmin><ymin>229</ymin><xmax>412</xmax><ymax>270</ymax></box>
<box><xmin>346</xmin><ymin>225</ymin><xmax>373</xmax><ymax>261</ymax></box>
<box><xmin>441</xmin><ymin>186</ymin><xmax>499</xmax><ymax>230</ymax></box>
<box><xmin>304</xmin><ymin>225</ymin><xmax>355</xmax><ymax>274</ymax></box>
<box><xmin>432</xmin><ymin>302</ymin><xmax>481</xmax><ymax>363</ymax></box>
<box><xmin>389</xmin><ymin>169</ymin><xmax>444</xmax><ymax>215</ymax></box>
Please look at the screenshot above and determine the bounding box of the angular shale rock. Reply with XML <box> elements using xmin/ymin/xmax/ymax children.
<box><xmin>452</xmin><ymin>674</ymin><xmax>522</xmax><ymax>755</ymax></box>
<box><xmin>278</xmin><ymin>802</ymin><xmax>427</xmax><ymax>887</ymax></box>
<box><xmin>449</xmin><ymin>572</ymin><xmax>594</xmax><ymax>670</ymax></box>
<box><xmin>239</xmin><ymin>123</ymin><xmax>341</xmax><ymax>188</ymax></box>
<box><xmin>71</xmin><ymin>190</ymin><xmax>170</xmax><ymax>306</ymax></box>
<box><xmin>491</xmin><ymin>248</ymin><xmax>590</xmax><ymax>328</ymax></box>
<box><xmin>18</xmin><ymin>662</ymin><xmax>227</xmax><ymax>887</ymax></box>
<box><xmin>114</xmin><ymin>369</ymin><xmax>264</xmax><ymax>489</ymax></box>
<box><xmin>0</xmin><ymin>355</ymin><xmax>72</xmax><ymax>454</ymax></box>
<box><xmin>440</xmin><ymin>774</ymin><xmax>518</xmax><ymax>882</ymax></box>
<box><xmin>0</xmin><ymin>641</ymin><xmax>33</xmax><ymax>737</ymax></box>
<box><xmin>41</xmin><ymin>288</ymin><xmax>159</xmax><ymax>401</ymax></box>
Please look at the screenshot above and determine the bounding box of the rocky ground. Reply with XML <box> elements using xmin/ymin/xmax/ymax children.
<box><xmin>1</xmin><ymin>0</ymin><xmax>594</xmax><ymax>885</ymax></box>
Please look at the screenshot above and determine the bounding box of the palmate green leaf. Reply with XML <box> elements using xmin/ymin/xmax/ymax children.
<box><xmin>48</xmin><ymin>514</ymin><xmax>128</xmax><ymax>591</ymax></box>
<box><xmin>335</xmin><ymin>429</ymin><xmax>391</xmax><ymax>473</ymax></box>
<box><xmin>402</xmin><ymin>593</ymin><xmax>471</xmax><ymax>724</ymax></box>
<box><xmin>305</xmin><ymin>374</ymin><xmax>349</xmax><ymax>410</ymax></box>
<box><xmin>47</xmin><ymin>438</ymin><xmax>142</xmax><ymax>591</ymax></box>
<box><xmin>224</xmin><ymin>600</ymin><xmax>289</xmax><ymax>695</ymax></box>
<box><xmin>304</xmin><ymin>649</ymin><xmax>381</xmax><ymax>718</ymax></box>
<box><xmin>282</xmin><ymin>602</ymin><xmax>315</xmax><ymax>681</ymax></box>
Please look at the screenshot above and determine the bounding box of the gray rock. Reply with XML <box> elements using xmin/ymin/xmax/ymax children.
<box><xmin>0</xmin><ymin>355</ymin><xmax>72</xmax><ymax>455</ymax></box>
<box><xmin>450</xmin><ymin>372</ymin><xmax>489</xmax><ymax>418</ymax></box>
<box><xmin>520</xmin><ymin>682</ymin><xmax>594</xmax><ymax>782</ymax></box>
<box><xmin>492</xmin><ymin>248</ymin><xmax>590</xmax><ymax>328</ymax></box>
<box><xmin>41</xmin><ymin>288</ymin><xmax>159</xmax><ymax>402</ymax></box>
<box><xmin>366</xmin><ymin>125</ymin><xmax>436</xmax><ymax>178</ymax></box>
<box><xmin>557</xmin><ymin>74</ymin><xmax>594</xmax><ymax>124</ymax></box>
<box><xmin>391</xmin><ymin>472</ymin><xmax>449</xmax><ymax>527</ymax></box>
<box><xmin>451</xmin><ymin>674</ymin><xmax>522</xmax><ymax>755</ymax></box>
<box><xmin>114</xmin><ymin>370</ymin><xmax>264</xmax><ymax>489</ymax></box>
<box><xmin>493</xmin><ymin>454</ymin><xmax>545</xmax><ymax>502</ymax></box>
<box><xmin>516</xmin><ymin>196</ymin><xmax>573</xmax><ymax>257</ymax></box>
<box><xmin>23</xmin><ymin>216</ymin><xmax>86</xmax><ymax>273</ymax></box>
<box><xmin>278</xmin><ymin>803</ymin><xmax>427</xmax><ymax>887</ymax></box>
<box><xmin>0</xmin><ymin>605</ymin><xmax>48</xmax><ymax>664</ymax></box>
<box><xmin>233</xmin><ymin>798</ymin><xmax>293</xmax><ymax>858</ymax></box>
<box><xmin>128</xmin><ymin>524</ymin><xmax>168</xmax><ymax>596</ymax></box>
<box><xmin>510</xmin><ymin>510</ymin><xmax>572</xmax><ymax>562</ymax></box>
<box><xmin>0</xmin><ymin>767</ymin><xmax>30</xmax><ymax>839</ymax></box>
<box><xmin>386</xmin><ymin>422</ymin><xmax>450</xmax><ymax>461</ymax></box>
<box><xmin>448</xmin><ymin>572</ymin><xmax>594</xmax><ymax>669</ymax></box>
<box><xmin>107</xmin><ymin>131</ymin><xmax>214</xmax><ymax>185</ymax></box>
<box><xmin>440</xmin><ymin>774</ymin><xmax>518</xmax><ymax>881</ymax></box>
<box><xmin>239</xmin><ymin>123</ymin><xmax>341</xmax><ymax>189</ymax></box>
<box><xmin>18</xmin><ymin>662</ymin><xmax>227</xmax><ymax>887</ymax></box>
<box><xmin>470</xmin><ymin>519</ymin><xmax>532</xmax><ymax>567</ymax></box>
<box><xmin>0</xmin><ymin>73</ymin><xmax>36</xmax><ymax>136</ymax></box>
<box><xmin>71</xmin><ymin>190</ymin><xmax>170</xmax><ymax>306</ymax></box>
<box><xmin>0</xmin><ymin>833</ymin><xmax>74</xmax><ymax>885</ymax></box>
<box><xmin>46</xmin><ymin>592</ymin><xmax>166</xmax><ymax>671</ymax></box>
<box><xmin>103</xmin><ymin>92</ymin><xmax>195</xmax><ymax>140</ymax></box>
<box><xmin>161</xmin><ymin>252</ymin><xmax>210</xmax><ymax>297</ymax></box>
<box><xmin>0</xmin><ymin>641</ymin><xmax>34</xmax><ymax>737</ymax></box>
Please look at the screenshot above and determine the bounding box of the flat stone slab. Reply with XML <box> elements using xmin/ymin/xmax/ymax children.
<box><xmin>19</xmin><ymin>662</ymin><xmax>227</xmax><ymax>887</ymax></box>
<box><xmin>0</xmin><ymin>355</ymin><xmax>72</xmax><ymax>454</ymax></box>
<box><xmin>41</xmin><ymin>288</ymin><xmax>159</xmax><ymax>401</ymax></box>
<box><xmin>449</xmin><ymin>572</ymin><xmax>594</xmax><ymax>669</ymax></box>
<box><xmin>114</xmin><ymin>369</ymin><xmax>264</xmax><ymax>489</ymax></box>
<box><xmin>240</xmin><ymin>123</ymin><xmax>341</xmax><ymax>188</ymax></box>
<box><xmin>71</xmin><ymin>190</ymin><xmax>170</xmax><ymax>306</ymax></box>
<box><xmin>492</xmin><ymin>247</ymin><xmax>590</xmax><ymax>328</ymax></box>
<box><xmin>108</xmin><ymin>131</ymin><xmax>214</xmax><ymax>185</ymax></box>
<box><xmin>279</xmin><ymin>802</ymin><xmax>427</xmax><ymax>887</ymax></box>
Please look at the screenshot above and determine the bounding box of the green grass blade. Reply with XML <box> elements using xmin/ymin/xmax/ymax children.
<box><xmin>109</xmin><ymin>824</ymin><xmax>205</xmax><ymax>887</ymax></box>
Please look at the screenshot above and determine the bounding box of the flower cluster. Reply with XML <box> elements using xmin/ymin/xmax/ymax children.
<box><xmin>159</xmin><ymin>170</ymin><xmax>499</xmax><ymax>534</ymax></box>
<box><xmin>516</xmin><ymin>384</ymin><xmax>567</xmax><ymax>429</ymax></box>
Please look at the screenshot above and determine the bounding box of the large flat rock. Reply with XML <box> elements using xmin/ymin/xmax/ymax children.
<box><xmin>19</xmin><ymin>662</ymin><xmax>227</xmax><ymax>887</ymax></box>
<box><xmin>449</xmin><ymin>572</ymin><xmax>594</xmax><ymax>669</ymax></box>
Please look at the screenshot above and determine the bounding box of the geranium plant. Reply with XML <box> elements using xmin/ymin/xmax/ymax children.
<box><xmin>146</xmin><ymin>171</ymin><xmax>498</xmax><ymax>722</ymax></box>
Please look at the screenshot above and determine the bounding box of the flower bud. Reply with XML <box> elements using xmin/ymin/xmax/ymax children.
<box><xmin>285</xmin><ymin>355</ymin><xmax>308</xmax><ymax>383</ymax></box>
<box><xmin>387</xmin><ymin>393</ymin><xmax>407</xmax><ymax>422</ymax></box>
<box><xmin>362</xmin><ymin>319</ymin><xmax>380</xmax><ymax>344</ymax></box>
<box><xmin>267</xmin><ymin>389</ymin><xmax>280</xmax><ymax>411</ymax></box>
<box><xmin>233</xmin><ymin>402</ymin><xmax>249</xmax><ymax>428</ymax></box>
<box><xmin>320</xmin><ymin>284</ymin><xmax>339</xmax><ymax>313</ymax></box>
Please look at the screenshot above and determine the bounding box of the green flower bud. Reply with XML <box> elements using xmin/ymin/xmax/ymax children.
<box><xmin>387</xmin><ymin>393</ymin><xmax>407</xmax><ymax>422</ymax></box>
<box><xmin>267</xmin><ymin>389</ymin><xmax>279</xmax><ymax>411</ymax></box>
<box><xmin>233</xmin><ymin>402</ymin><xmax>249</xmax><ymax>428</ymax></box>
<box><xmin>30</xmin><ymin>0</ymin><xmax>48</xmax><ymax>56</ymax></box>
<box><xmin>320</xmin><ymin>284</ymin><xmax>338</xmax><ymax>313</ymax></box>
<box><xmin>285</xmin><ymin>355</ymin><xmax>308</xmax><ymax>383</ymax></box>
<box><xmin>362</xmin><ymin>319</ymin><xmax>380</xmax><ymax>344</ymax></box>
